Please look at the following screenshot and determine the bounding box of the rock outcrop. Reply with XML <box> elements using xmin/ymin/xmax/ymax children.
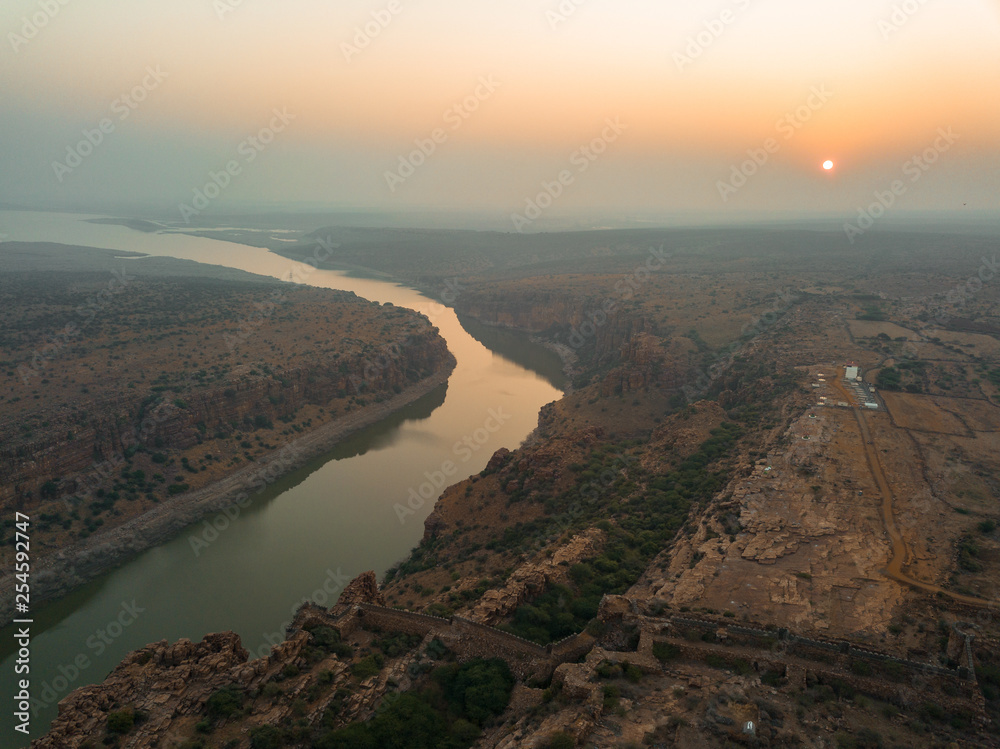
<box><xmin>470</xmin><ymin>529</ymin><xmax>605</xmax><ymax>625</ymax></box>
<box><xmin>32</xmin><ymin>632</ymin><xmax>267</xmax><ymax>749</ymax></box>
<box><xmin>336</xmin><ymin>570</ymin><xmax>386</xmax><ymax>608</ymax></box>
<box><xmin>0</xmin><ymin>328</ymin><xmax>452</xmax><ymax>509</ymax></box>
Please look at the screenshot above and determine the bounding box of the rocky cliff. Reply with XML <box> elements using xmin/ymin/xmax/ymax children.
<box><xmin>0</xmin><ymin>327</ymin><xmax>451</xmax><ymax>508</ymax></box>
<box><xmin>454</xmin><ymin>286</ymin><xmax>697</xmax><ymax>395</ymax></box>
<box><xmin>0</xmin><ymin>273</ymin><xmax>456</xmax><ymax>624</ymax></box>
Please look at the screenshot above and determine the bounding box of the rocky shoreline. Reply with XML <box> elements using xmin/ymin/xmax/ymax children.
<box><xmin>0</xmin><ymin>360</ymin><xmax>455</xmax><ymax>627</ymax></box>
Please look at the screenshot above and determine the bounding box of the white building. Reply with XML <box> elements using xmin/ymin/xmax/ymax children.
<box><xmin>845</xmin><ymin>366</ymin><xmax>859</xmax><ymax>380</ymax></box>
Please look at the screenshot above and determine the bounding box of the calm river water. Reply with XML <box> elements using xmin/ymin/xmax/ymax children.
<box><xmin>0</xmin><ymin>210</ymin><xmax>564</xmax><ymax>743</ymax></box>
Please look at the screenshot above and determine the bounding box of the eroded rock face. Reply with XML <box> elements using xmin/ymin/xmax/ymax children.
<box><xmin>0</xmin><ymin>328</ymin><xmax>452</xmax><ymax>511</ymax></box>
<box><xmin>470</xmin><ymin>529</ymin><xmax>605</xmax><ymax>625</ymax></box>
<box><xmin>0</xmin><ymin>323</ymin><xmax>456</xmax><ymax>626</ymax></box>
<box><xmin>486</xmin><ymin>447</ymin><xmax>511</xmax><ymax>472</ymax></box>
<box><xmin>336</xmin><ymin>570</ymin><xmax>386</xmax><ymax>608</ymax></box>
<box><xmin>422</xmin><ymin>510</ymin><xmax>448</xmax><ymax>543</ymax></box>
<box><xmin>31</xmin><ymin>632</ymin><xmax>264</xmax><ymax>749</ymax></box>
<box><xmin>638</xmin><ymin>401</ymin><xmax>902</xmax><ymax>634</ymax></box>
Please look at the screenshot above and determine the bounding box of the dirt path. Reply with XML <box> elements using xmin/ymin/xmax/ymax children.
<box><xmin>829</xmin><ymin>374</ymin><xmax>999</xmax><ymax>610</ymax></box>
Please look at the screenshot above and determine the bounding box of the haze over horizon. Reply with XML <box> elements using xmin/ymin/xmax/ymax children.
<box><xmin>2</xmin><ymin>0</ymin><xmax>999</xmax><ymax>228</ymax></box>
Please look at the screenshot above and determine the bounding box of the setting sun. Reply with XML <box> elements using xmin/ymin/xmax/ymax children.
<box><xmin>823</xmin><ymin>160</ymin><xmax>835</xmax><ymax>170</ymax></box>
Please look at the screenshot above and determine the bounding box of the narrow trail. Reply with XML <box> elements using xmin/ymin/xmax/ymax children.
<box><xmin>829</xmin><ymin>373</ymin><xmax>999</xmax><ymax>610</ymax></box>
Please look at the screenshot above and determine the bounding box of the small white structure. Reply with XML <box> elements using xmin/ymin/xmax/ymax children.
<box><xmin>865</xmin><ymin>402</ymin><xmax>879</xmax><ymax>410</ymax></box>
<box><xmin>845</xmin><ymin>366</ymin><xmax>859</xmax><ymax>380</ymax></box>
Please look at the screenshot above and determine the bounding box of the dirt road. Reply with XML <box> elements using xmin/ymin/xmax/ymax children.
<box><xmin>830</xmin><ymin>373</ymin><xmax>998</xmax><ymax>610</ymax></box>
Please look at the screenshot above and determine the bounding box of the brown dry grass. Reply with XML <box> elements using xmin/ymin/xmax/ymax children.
<box><xmin>848</xmin><ymin>320</ymin><xmax>921</xmax><ymax>340</ymax></box>
<box><xmin>881</xmin><ymin>391</ymin><xmax>970</xmax><ymax>435</ymax></box>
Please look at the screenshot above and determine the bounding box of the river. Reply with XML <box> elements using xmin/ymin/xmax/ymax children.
<box><xmin>0</xmin><ymin>210</ymin><xmax>564</xmax><ymax>744</ymax></box>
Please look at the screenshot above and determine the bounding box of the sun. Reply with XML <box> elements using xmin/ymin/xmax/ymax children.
<box><xmin>822</xmin><ymin>160</ymin><xmax>835</xmax><ymax>171</ymax></box>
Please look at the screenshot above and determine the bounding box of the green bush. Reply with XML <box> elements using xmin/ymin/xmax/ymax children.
<box><xmin>432</xmin><ymin>658</ymin><xmax>515</xmax><ymax>726</ymax></box>
<box><xmin>261</xmin><ymin>682</ymin><xmax>283</xmax><ymax>699</ymax></box>
<box><xmin>351</xmin><ymin>653</ymin><xmax>385</xmax><ymax>680</ymax></box>
<box><xmin>623</xmin><ymin>663</ymin><xmax>643</xmax><ymax>682</ymax></box>
<box><xmin>919</xmin><ymin>701</ymin><xmax>945</xmax><ymax>722</ymax></box>
<box><xmin>249</xmin><ymin>725</ymin><xmax>283</xmax><ymax>749</ymax></box>
<box><xmin>602</xmin><ymin>684</ymin><xmax>620</xmax><ymax>710</ymax></box>
<box><xmin>309</xmin><ymin>626</ymin><xmax>354</xmax><ymax>659</ymax></box>
<box><xmin>652</xmin><ymin>642</ymin><xmax>680</xmax><ymax>663</ymax></box>
<box><xmin>761</xmin><ymin>670</ymin><xmax>784</xmax><ymax>687</ymax></box>
<box><xmin>595</xmin><ymin>661</ymin><xmax>623</xmax><ymax>679</ymax></box>
<box><xmin>705</xmin><ymin>654</ymin><xmax>726</xmax><ymax>670</ymax></box>
<box><xmin>315</xmin><ymin>659</ymin><xmax>513</xmax><ymax>749</ymax></box>
<box><xmin>547</xmin><ymin>732</ymin><xmax>576</xmax><ymax>749</ymax></box>
<box><xmin>106</xmin><ymin>709</ymin><xmax>134</xmax><ymax>735</ymax></box>
<box><xmin>502</xmin><ymin>427</ymin><xmax>742</xmax><ymax>644</ymax></box>
<box><xmin>850</xmin><ymin>660</ymin><xmax>873</xmax><ymax>677</ymax></box>
<box><xmin>375</xmin><ymin>632</ymin><xmax>423</xmax><ymax>658</ymax></box>
<box><xmin>205</xmin><ymin>685</ymin><xmax>244</xmax><ymax>719</ymax></box>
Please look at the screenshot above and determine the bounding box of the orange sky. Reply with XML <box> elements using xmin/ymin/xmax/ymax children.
<box><xmin>2</xmin><ymin>0</ymin><xmax>998</xmax><ymax>220</ymax></box>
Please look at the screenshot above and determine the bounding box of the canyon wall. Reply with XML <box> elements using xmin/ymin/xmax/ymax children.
<box><xmin>0</xmin><ymin>329</ymin><xmax>451</xmax><ymax>509</ymax></box>
<box><xmin>455</xmin><ymin>288</ymin><xmax>696</xmax><ymax>395</ymax></box>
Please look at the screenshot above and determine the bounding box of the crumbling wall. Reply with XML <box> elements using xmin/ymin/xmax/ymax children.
<box><xmin>357</xmin><ymin>604</ymin><xmax>449</xmax><ymax>638</ymax></box>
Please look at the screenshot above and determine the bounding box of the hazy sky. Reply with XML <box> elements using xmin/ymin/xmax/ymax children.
<box><xmin>2</xmin><ymin>0</ymin><xmax>998</xmax><ymax>225</ymax></box>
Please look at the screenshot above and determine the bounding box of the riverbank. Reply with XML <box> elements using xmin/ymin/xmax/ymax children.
<box><xmin>0</xmin><ymin>360</ymin><xmax>454</xmax><ymax>627</ymax></box>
